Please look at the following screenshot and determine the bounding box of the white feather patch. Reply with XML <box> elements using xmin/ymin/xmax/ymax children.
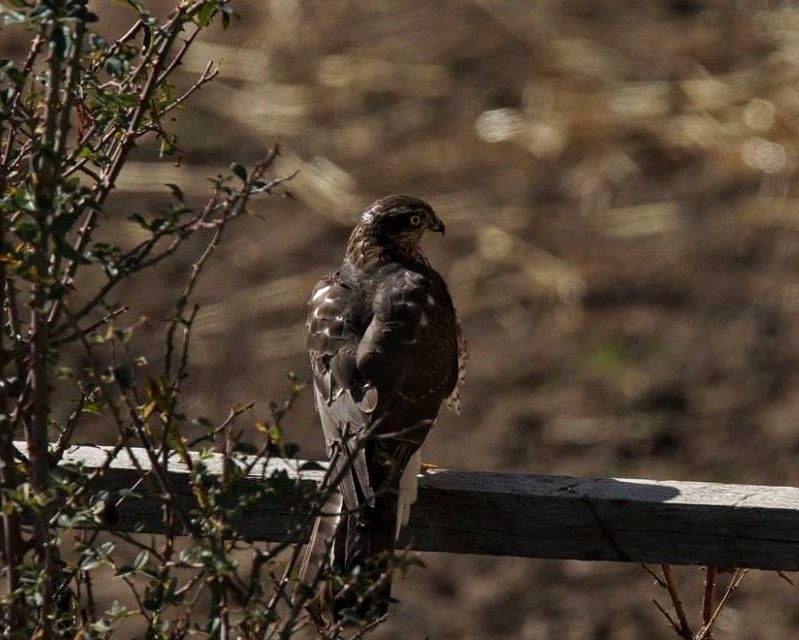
<box><xmin>311</xmin><ymin>285</ymin><xmax>331</xmax><ymax>302</ymax></box>
<box><xmin>395</xmin><ymin>449</ymin><xmax>422</xmax><ymax>539</ymax></box>
<box><xmin>357</xmin><ymin>386</ymin><xmax>378</xmax><ymax>413</ymax></box>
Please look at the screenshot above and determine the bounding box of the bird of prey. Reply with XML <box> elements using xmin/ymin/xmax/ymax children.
<box><xmin>297</xmin><ymin>194</ymin><xmax>466</xmax><ymax>622</ymax></box>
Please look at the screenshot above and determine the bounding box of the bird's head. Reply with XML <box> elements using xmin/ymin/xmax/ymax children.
<box><xmin>346</xmin><ymin>195</ymin><xmax>445</xmax><ymax>266</ymax></box>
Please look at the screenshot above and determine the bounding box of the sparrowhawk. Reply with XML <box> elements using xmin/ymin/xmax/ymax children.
<box><xmin>297</xmin><ymin>194</ymin><xmax>466</xmax><ymax>622</ymax></box>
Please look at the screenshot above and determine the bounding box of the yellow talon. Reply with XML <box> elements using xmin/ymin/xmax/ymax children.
<box><xmin>420</xmin><ymin>462</ymin><xmax>441</xmax><ymax>472</ymax></box>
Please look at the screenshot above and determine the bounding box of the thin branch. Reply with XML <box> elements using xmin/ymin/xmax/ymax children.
<box><xmin>58</xmin><ymin>305</ymin><xmax>196</xmax><ymax>535</ymax></box>
<box><xmin>158</xmin><ymin>60</ymin><xmax>219</xmax><ymax>116</ymax></box>
<box><xmin>186</xmin><ymin>403</ymin><xmax>254</xmax><ymax>449</ymax></box>
<box><xmin>0</xmin><ymin>29</ymin><xmax>45</xmax><ymax>174</ymax></box>
<box><xmin>100</xmin><ymin>19</ymin><xmax>145</xmax><ymax>69</ymax></box>
<box><xmin>162</xmin><ymin>149</ymin><xmax>282</xmax><ymax>377</ymax></box>
<box><xmin>661</xmin><ymin>565</ymin><xmax>693</xmax><ymax>639</ymax></box>
<box><xmin>51</xmin><ymin>305</ymin><xmax>129</xmax><ymax>347</ymax></box>
<box><xmin>777</xmin><ymin>570</ymin><xmax>795</xmax><ymax>588</ymax></box>
<box><xmin>642</xmin><ymin>563</ymin><xmax>667</xmax><ymax>588</ymax></box>
<box><xmin>50</xmin><ymin>388</ymin><xmax>91</xmax><ymax>463</ymax></box>
<box><xmin>701</xmin><ymin>567</ymin><xmax>717</xmax><ymax>630</ymax></box>
<box><xmin>694</xmin><ymin>569</ymin><xmax>749</xmax><ymax>640</ymax></box>
<box><xmin>48</xmin><ymin>5</ymin><xmax>191</xmax><ymax>331</ymax></box>
<box><xmin>26</xmin><ymin>20</ymin><xmax>66</xmax><ymax>636</ymax></box>
<box><xmin>156</xmin><ymin>22</ymin><xmax>203</xmax><ymax>84</ymax></box>
<box><xmin>0</xmin><ymin>236</ymin><xmax>22</xmax><ymax>632</ymax></box>
<box><xmin>653</xmin><ymin>598</ymin><xmax>683</xmax><ymax>637</ymax></box>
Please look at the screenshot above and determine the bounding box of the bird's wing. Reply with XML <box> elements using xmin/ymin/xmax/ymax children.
<box><xmin>297</xmin><ymin>272</ymin><xmax>373</xmax><ymax>599</ymax></box>
<box><xmin>355</xmin><ymin>269</ymin><xmax>431</xmax><ymax>393</ymax></box>
<box><xmin>355</xmin><ymin>269</ymin><xmax>449</xmax><ymax>420</ymax></box>
<box><xmin>354</xmin><ymin>267</ymin><xmax>457</xmax><ymax>544</ymax></box>
<box><xmin>307</xmin><ymin>273</ymin><xmax>375</xmax><ymax>510</ymax></box>
<box><xmin>307</xmin><ymin>268</ymin><xmax>450</xmax><ymax>501</ymax></box>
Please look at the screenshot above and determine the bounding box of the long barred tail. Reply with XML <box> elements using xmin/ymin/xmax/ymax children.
<box><xmin>295</xmin><ymin>491</ymin><xmax>344</xmax><ymax>605</ymax></box>
<box><xmin>295</xmin><ymin>494</ymin><xmax>398</xmax><ymax>625</ymax></box>
<box><xmin>335</xmin><ymin>496</ymin><xmax>397</xmax><ymax>620</ymax></box>
<box><xmin>296</xmin><ymin>449</ymin><xmax>422</xmax><ymax>624</ymax></box>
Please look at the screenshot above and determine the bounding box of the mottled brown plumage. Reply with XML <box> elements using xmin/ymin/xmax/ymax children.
<box><xmin>297</xmin><ymin>195</ymin><xmax>465</xmax><ymax>622</ymax></box>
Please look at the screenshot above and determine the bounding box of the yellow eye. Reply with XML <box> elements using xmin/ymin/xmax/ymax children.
<box><xmin>410</xmin><ymin>215</ymin><xmax>422</xmax><ymax>226</ymax></box>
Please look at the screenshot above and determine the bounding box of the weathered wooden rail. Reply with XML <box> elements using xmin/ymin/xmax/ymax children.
<box><xmin>42</xmin><ymin>443</ymin><xmax>799</xmax><ymax>571</ymax></box>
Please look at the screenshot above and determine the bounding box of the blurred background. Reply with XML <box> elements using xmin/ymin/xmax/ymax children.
<box><xmin>13</xmin><ymin>0</ymin><xmax>799</xmax><ymax>637</ymax></box>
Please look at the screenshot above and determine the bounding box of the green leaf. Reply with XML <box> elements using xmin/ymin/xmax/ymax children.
<box><xmin>117</xmin><ymin>93</ymin><xmax>138</xmax><ymax>107</ymax></box>
<box><xmin>165</xmin><ymin>425</ymin><xmax>188</xmax><ymax>459</ymax></box>
<box><xmin>51</xmin><ymin>211</ymin><xmax>80</xmax><ymax>236</ymax></box>
<box><xmin>116</xmin><ymin>564</ymin><xmax>134</xmax><ymax>577</ymax></box>
<box><xmin>230</xmin><ymin>162</ymin><xmax>247</xmax><ymax>183</ymax></box>
<box><xmin>113</xmin><ymin>365</ymin><xmax>134</xmax><ymax>389</ymax></box>
<box><xmin>54</xmin><ymin>234</ymin><xmax>91</xmax><ymax>265</ymax></box>
<box><xmin>197</xmin><ymin>3</ymin><xmax>217</xmax><ymax>26</ymax></box>
<box><xmin>105</xmin><ymin>56</ymin><xmax>124</xmax><ymax>78</ymax></box>
<box><xmin>128</xmin><ymin>213</ymin><xmax>149</xmax><ymax>229</ymax></box>
<box><xmin>9</xmin><ymin>187</ymin><xmax>36</xmax><ymax>211</ymax></box>
<box><xmin>159</xmin><ymin>136</ymin><xmax>177</xmax><ymax>157</ymax></box>
<box><xmin>164</xmin><ymin>182</ymin><xmax>184</xmax><ymax>202</ymax></box>
<box><xmin>90</xmin><ymin>619</ymin><xmax>113</xmax><ymax>633</ymax></box>
<box><xmin>105</xmin><ymin>600</ymin><xmax>128</xmax><ymax>621</ymax></box>
<box><xmin>11</xmin><ymin>221</ymin><xmax>38</xmax><ymax>242</ymax></box>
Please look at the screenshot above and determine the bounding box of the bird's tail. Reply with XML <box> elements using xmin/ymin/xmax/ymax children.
<box><xmin>294</xmin><ymin>491</ymin><xmax>343</xmax><ymax>611</ymax></box>
<box><xmin>331</xmin><ymin>493</ymin><xmax>397</xmax><ymax>622</ymax></box>
<box><xmin>296</xmin><ymin>446</ymin><xmax>423</xmax><ymax>625</ymax></box>
<box><xmin>294</xmin><ymin>493</ymin><xmax>397</xmax><ymax>626</ymax></box>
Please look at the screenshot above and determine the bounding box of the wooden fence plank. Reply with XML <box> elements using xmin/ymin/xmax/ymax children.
<box><xmin>34</xmin><ymin>443</ymin><xmax>799</xmax><ymax>571</ymax></box>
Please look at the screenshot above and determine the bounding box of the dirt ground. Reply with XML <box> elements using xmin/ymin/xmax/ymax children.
<box><xmin>11</xmin><ymin>1</ymin><xmax>799</xmax><ymax>637</ymax></box>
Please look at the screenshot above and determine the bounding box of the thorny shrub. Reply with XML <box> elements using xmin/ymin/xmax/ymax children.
<box><xmin>0</xmin><ymin>2</ymin><xmax>404</xmax><ymax>638</ymax></box>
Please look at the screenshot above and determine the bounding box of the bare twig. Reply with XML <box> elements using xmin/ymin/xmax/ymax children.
<box><xmin>661</xmin><ymin>565</ymin><xmax>693</xmax><ymax>639</ymax></box>
<box><xmin>51</xmin><ymin>305</ymin><xmax>129</xmax><ymax>347</ymax></box>
<box><xmin>777</xmin><ymin>570</ymin><xmax>795</xmax><ymax>588</ymax></box>
<box><xmin>163</xmin><ymin>149</ymin><xmax>280</xmax><ymax>377</ymax></box>
<box><xmin>694</xmin><ymin>569</ymin><xmax>749</xmax><ymax>640</ymax></box>
<box><xmin>158</xmin><ymin>60</ymin><xmax>219</xmax><ymax>115</ymax></box>
<box><xmin>653</xmin><ymin>598</ymin><xmax>684</xmax><ymax>637</ymax></box>
<box><xmin>50</xmin><ymin>388</ymin><xmax>92</xmax><ymax>463</ymax></box>
<box><xmin>701</xmin><ymin>567</ymin><xmax>717</xmax><ymax>632</ymax></box>
<box><xmin>642</xmin><ymin>563</ymin><xmax>667</xmax><ymax>588</ymax></box>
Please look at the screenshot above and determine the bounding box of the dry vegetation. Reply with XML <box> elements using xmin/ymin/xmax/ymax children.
<box><xmin>6</xmin><ymin>0</ymin><xmax>799</xmax><ymax>637</ymax></box>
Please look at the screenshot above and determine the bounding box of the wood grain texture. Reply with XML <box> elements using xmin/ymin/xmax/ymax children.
<box><xmin>34</xmin><ymin>443</ymin><xmax>799</xmax><ymax>570</ymax></box>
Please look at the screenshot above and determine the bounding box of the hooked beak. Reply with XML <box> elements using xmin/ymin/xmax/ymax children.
<box><xmin>428</xmin><ymin>214</ymin><xmax>446</xmax><ymax>235</ymax></box>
